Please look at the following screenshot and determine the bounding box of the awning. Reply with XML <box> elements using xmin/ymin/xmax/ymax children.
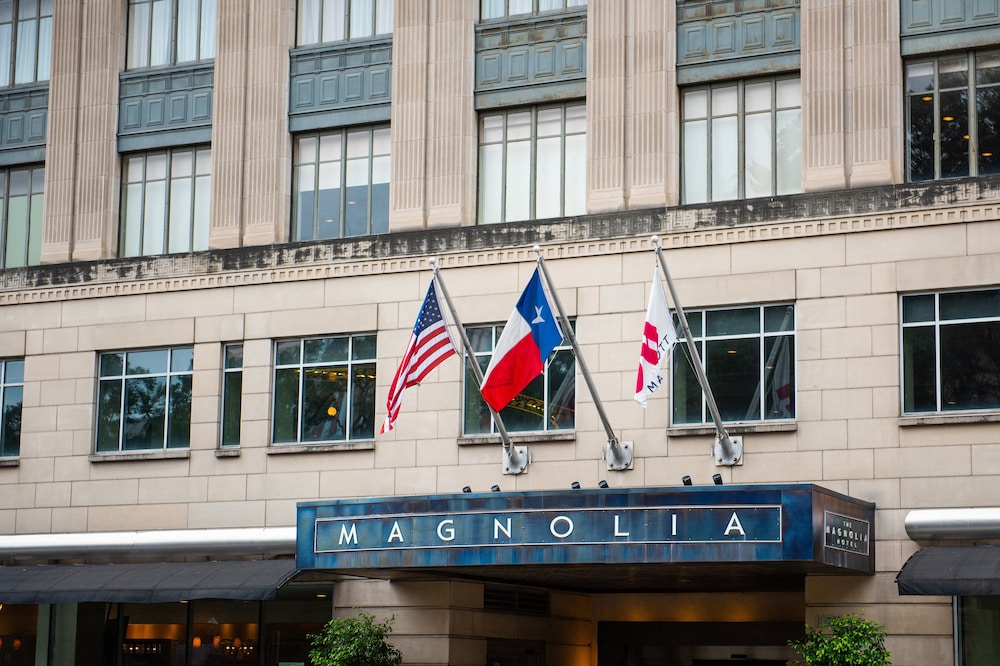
<box><xmin>897</xmin><ymin>546</ymin><xmax>1000</xmax><ymax>596</ymax></box>
<box><xmin>0</xmin><ymin>559</ymin><xmax>298</xmax><ymax>604</ymax></box>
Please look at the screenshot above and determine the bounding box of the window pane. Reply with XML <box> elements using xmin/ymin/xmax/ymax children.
<box><xmin>128</xmin><ymin>349</ymin><xmax>168</xmax><ymax>375</ymax></box>
<box><xmin>149</xmin><ymin>0</ymin><xmax>171</xmax><ymax>67</ymax></box>
<box><xmin>505</xmin><ymin>139</ymin><xmax>531</xmax><ymax>222</ymax></box>
<box><xmin>1</xmin><ymin>383</ymin><xmax>22</xmax><ymax>457</ymax></box>
<box><xmin>908</xmin><ymin>92</ymin><xmax>935</xmax><ymax>181</ymax></box>
<box><xmin>0</xmin><ymin>24</ymin><xmax>11</xmax><ymax>86</ymax></box>
<box><xmin>222</xmin><ymin>370</ymin><xmax>242</xmax><ymax>446</ymax></box>
<box><xmin>350</xmin><ymin>0</ymin><xmax>373</xmax><ymax>38</ymax></box>
<box><xmin>776</xmin><ymin>78</ymin><xmax>800</xmax><ymax>109</ymax></box>
<box><xmin>273</xmin><ymin>368</ymin><xmax>300</xmax><ymax>443</ymax></box>
<box><xmin>167</xmin><ymin>375</ymin><xmax>192</xmax><ymax>448</ymax></box>
<box><xmin>345</xmin><ymin>157</ymin><xmax>370</xmax><ymax>236</ymax></box>
<box><xmin>902</xmin><ymin>326</ymin><xmax>936</xmax><ymax>412</ymax></box>
<box><xmin>96</xmin><ymin>379</ymin><xmax>123</xmax><ymax>452</ymax></box>
<box><xmin>298</xmin><ymin>0</ymin><xmax>320</xmax><ymax>44</ymax></box>
<box><xmin>672</xmin><ymin>343</ymin><xmax>702</xmax><ymax>424</ymax></box>
<box><xmin>28</xmin><ymin>182</ymin><xmax>44</xmax><ymax>266</ymax></box>
<box><xmin>940</xmin><ymin>289</ymin><xmax>1000</xmax><ymax>320</ymax></box>
<box><xmin>275</xmin><ymin>340</ymin><xmax>301</xmax><ymax>365</ymax></box>
<box><xmin>712</xmin><ymin>86</ymin><xmax>737</xmax><ymax>116</ymax></box>
<box><xmin>371</xmin><ymin>154</ymin><xmax>390</xmax><ymax>235</ymax></box>
<box><xmin>509</xmin><ymin>0</ymin><xmax>531</xmax><ymax>15</ymax></box>
<box><xmin>961</xmin><ymin>597</ymin><xmax>1000</xmax><ymax>665</ymax></box>
<box><xmin>902</xmin><ymin>294</ymin><xmax>935</xmax><ymax>323</ymax></box>
<box><xmin>5</xmin><ymin>185</ymin><xmax>28</xmax><ymax>269</ymax></box>
<box><xmin>350</xmin><ymin>362</ymin><xmax>376</xmax><ymax>438</ymax></box>
<box><xmin>192</xmin><ymin>173</ymin><xmax>210</xmax><ymax>251</ymax></box>
<box><xmin>684</xmin><ymin>89</ymin><xmax>708</xmax><ymax>120</ymax></box>
<box><xmin>171</xmin><ymin>347</ymin><xmax>194</xmax><ymax>372</ymax></box>
<box><xmin>375</xmin><ymin>0</ymin><xmax>392</xmax><ymax>34</ymax></box>
<box><xmin>500</xmin><ymin>373</ymin><xmax>545</xmax><ymax>432</ymax></box>
<box><xmin>168</xmin><ymin>177</ymin><xmax>193</xmax><ymax>253</ymax></box>
<box><xmin>763</xmin><ymin>335</ymin><xmax>794</xmax><ymax>420</ymax></box>
<box><xmin>294</xmin><ymin>163</ymin><xmax>318</xmax><ymax>241</ymax></box>
<box><xmin>907</xmin><ymin>61</ymin><xmax>934</xmax><ymax>94</ymax></box>
<box><xmin>940</xmin><ymin>89</ymin><xmax>970</xmax><ymax>179</ymax></box>
<box><xmin>322</xmin><ymin>0</ymin><xmax>345</xmax><ymax>43</ymax></box>
<box><xmin>100</xmin><ymin>352</ymin><xmax>125</xmax><ymax>378</ymax></box>
<box><xmin>706</xmin><ymin>337</ymin><xmax>760</xmax><ymax>421</ymax></box>
<box><xmin>142</xmin><ymin>180</ymin><xmax>166</xmax><ymax>255</ymax></box>
<box><xmin>481</xmin><ymin>0</ymin><xmax>504</xmax><ymax>19</ymax></box>
<box><xmin>939</xmin><ymin>56</ymin><xmax>968</xmax><ymax>89</ymax></box>
<box><xmin>978</xmin><ymin>83</ymin><xmax>1000</xmax><ymax>175</ymax></box>
<box><xmin>563</xmin><ymin>132</ymin><xmax>586</xmax><ymax>216</ymax></box>
<box><xmin>464</xmin><ymin>360</ymin><xmax>492</xmax><ymax>434</ymax></box>
<box><xmin>776</xmin><ymin>108</ymin><xmax>801</xmax><ymax>195</ymax></box>
<box><xmin>744</xmin><ymin>82</ymin><xmax>771</xmax><ymax>113</ymax></box>
<box><xmin>507</xmin><ymin>111</ymin><xmax>531</xmax><ymax>141</ymax></box>
<box><xmin>940</xmin><ymin>322</ymin><xmax>1000</xmax><ymax>410</ymax></box>
<box><xmin>744</xmin><ymin>112</ymin><xmax>773</xmax><ymax>198</ymax></box>
<box><xmin>304</xmin><ymin>337</ymin><xmax>348</xmax><ymax>364</ymax></box>
<box><xmin>711</xmin><ymin>116</ymin><xmax>738</xmax><ymax>201</ymax></box>
<box><xmin>535</xmin><ymin>136</ymin><xmax>562</xmax><ymax>219</ymax></box>
<box><xmin>301</xmin><ymin>367</ymin><xmax>346</xmax><ymax>441</ymax></box>
<box><xmin>352</xmin><ymin>335</ymin><xmax>376</xmax><ymax>360</ymax></box>
<box><xmin>683</xmin><ymin>119</ymin><xmax>708</xmax><ymax>203</ymax></box>
<box><xmin>5</xmin><ymin>359</ymin><xmax>23</xmax><ymax>384</ymax></box>
<box><xmin>176</xmin><ymin>0</ymin><xmax>199</xmax><ymax>62</ymax></box>
<box><xmin>123</xmin><ymin>376</ymin><xmax>166</xmax><ymax>450</ymax></box>
<box><xmin>201</xmin><ymin>0</ymin><xmax>216</xmax><ymax>58</ymax></box>
<box><xmin>547</xmin><ymin>349</ymin><xmax>575</xmax><ymax>429</ymax></box>
<box><xmin>479</xmin><ymin>143</ymin><xmax>503</xmax><ymax>224</ymax></box>
<box><xmin>317</xmin><ymin>161</ymin><xmax>341</xmax><ymax>239</ymax></box>
<box><xmin>482</xmin><ymin>114</ymin><xmax>504</xmax><ymax>143</ymax></box>
<box><xmin>764</xmin><ymin>305</ymin><xmax>794</xmax><ymax>332</ymax></box>
<box><xmin>14</xmin><ymin>18</ymin><xmax>37</xmax><ymax>84</ymax></box>
<box><xmin>706</xmin><ymin>307</ymin><xmax>758</xmax><ymax>336</ymax></box>
<box><xmin>36</xmin><ymin>15</ymin><xmax>51</xmax><ymax>81</ymax></box>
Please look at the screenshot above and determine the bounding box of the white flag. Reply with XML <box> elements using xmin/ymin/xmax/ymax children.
<box><xmin>634</xmin><ymin>268</ymin><xmax>677</xmax><ymax>406</ymax></box>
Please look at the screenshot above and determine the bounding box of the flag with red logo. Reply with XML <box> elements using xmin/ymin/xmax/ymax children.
<box><xmin>634</xmin><ymin>268</ymin><xmax>677</xmax><ymax>406</ymax></box>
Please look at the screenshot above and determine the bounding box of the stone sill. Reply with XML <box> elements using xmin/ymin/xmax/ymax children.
<box><xmin>0</xmin><ymin>457</ymin><xmax>18</xmax><ymax>467</ymax></box>
<box><xmin>215</xmin><ymin>447</ymin><xmax>241</xmax><ymax>458</ymax></box>
<box><xmin>89</xmin><ymin>449</ymin><xmax>190</xmax><ymax>463</ymax></box>
<box><xmin>265</xmin><ymin>440</ymin><xmax>375</xmax><ymax>454</ymax></box>
<box><xmin>899</xmin><ymin>412</ymin><xmax>1000</xmax><ymax>427</ymax></box>
<box><xmin>666</xmin><ymin>421</ymin><xmax>797</xmax><ymax>437</ymax></box>
<box><xmin>458</xmin><ymin>431</ymin><xmax>576</xmax><ymax>446</ymax></box>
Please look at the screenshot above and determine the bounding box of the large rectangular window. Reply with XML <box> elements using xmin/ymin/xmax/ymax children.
<box><xmin>463</xmin><ymin>323</ymin><xmax>574</xmax><ymax>435</ymax></box>
<box><xmin>221</xmin><ymin>343</ymin><xmax>242</xmax><ymax>447</ymax></box>
<box><xmin>272</xmin><ymin>335</ymin><xmax>376</xmax><ymax>444</ymax></box>
<box><xmin>292</xmin><ymin>127</ymin><xmax>390</xmax><ymax>241</ymax></box>
<box><xmin>672</xmin><ymin>304</ymin><xmax>795</xmax><ymax>425</ymax></box>
<box><xmin>901</xmin><ymin>289</ymin><xmax>1000</xmax><ymax>414</ymax></box>
<box><xmin>478</xmin><ymin>103</ymin><xmax>586</xmax><ymax>224</ymax></box>
<box><xmin>121</xmin><ymin>147</ymin><xmax>211</xmax><ymax>257</ymax></box>
<box><xmin>0</xmin><ymin>359</ymin><xmax>23</xmax><ymax>458</ymax></box>
<box><xmin>96</xmin><ymin>348</ymin><xmax>194</xmax><ymax>452</ymax></box>
<box><xmin>296</xmin><ymin>0</ymin><xmax>393</xmax><ymax>46</ymax></box>
<box><xmin>480</xmin><ymin>0</ymin><xmax>586</xmax><ymax>20</ymax></box>
<box><xmin>682</xmin><ymin>77</ymin><xmax>801</xmax><ymax>204</ymax></box>
<box><xmin>126</xmin><ymin>0</ymin><xmax>217</xmax><ymax>69</ymax></box>
<box><xmin>0</xmin><ymin>165</ymin><xmax>44</xmax><ymax>268</ymax></box>
<box><xmin>960</xmin><ymin>597</ymin><xmax>1000</xmax><ymax>666</ymax></box>
<box><xmin>906</xmin><ymin>50</ymin><xmax>1000</xmax><ymax>181</ymax></box>
<box><xmin>0</xmin><ymin>0</ymin><xmax>52</xmax><ymax>87</ymax></box>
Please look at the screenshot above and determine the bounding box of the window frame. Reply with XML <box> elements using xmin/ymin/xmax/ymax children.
<box><xmin>477</xmin><ymin>102</ymin><xmax>587</xmax><ymax>224</ymax></box>
<box><xmin>671</xmin><ymin>304</ymin><xmax>796</xmax><ymax>426</ymax></box>
<box><xmin>295</xmin><ymin>0</ymin><xmax>394</xmax><ymax>47</ymax></box>
<box><xmin>125</xmin><ymin>0</ymin><xmax>217</xmax><ymax>70</ymax></box>
<box><xmin>220</xmin><ymin>342</ymin><xmax>242</xmax><ymax>447</ymax></box>
<box><xmin>479</xmin><ymin>0</ymin><xmax>586</xmax><ymax>21</ymax></box>
<box><xmin>120</xmin><ymin>146</ymin><xmax>212</xmax><ymax>257</ymax></box>
<box><xmin>680</xmin><ymin>76</ymin><xmax>802</xmax><ymax>204</ymax></box>
<box><xmin>95</xmin><ymin>347</ymin><xmax>194</xmax><ymax>453</ymax></box>
<box><xmin>900</xmin><ymin>288</ymin><xmax>1000</xmax><ymax>415</ymax></box>
<box><xmin>462</xmin><ymin>322</ymin><xmax>575</xmax><ymax>436</ymax></box>
<box><xmin>0</xmin><ymin>358</ymin><xmax>24</xmax><ymax>458</ymax></box>
<box><xmin>271</xmin><ymin>334</ymin><xmax>377</xmax><ymax>445</ymax></box>
<box><xmin>0</xmin><ymin>164</ymin><xmax>45</xmax><ymax>269</ymax></box>
<box><xmin>291</xmin><ymin>126</ymin><xmax>391</xmax><ymax>241</ymax></box>
<box><xmin>905</xmin><ymin>49</ymin><xmax>1000</xmax><ymax>182</ymax></box>
<box><xmin>0</xmin><ymin>0</ymin><xmax>53</xmax><ymax>87</ymax></box>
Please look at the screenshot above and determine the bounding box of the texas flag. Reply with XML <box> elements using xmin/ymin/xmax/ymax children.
<box><xmin>480</xmin><ymin>268</ymin><xmax>563</xmax><ymax>412</ymax></box>
<box><xmin>635</xmin><ymin>267</ymin><xmax>677</xmax><ymax>406</ymax></box>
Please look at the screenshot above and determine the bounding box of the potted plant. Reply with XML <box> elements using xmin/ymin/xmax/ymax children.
<box><xmin>308</xmin><ymin>610</ymin><xmax>403</xmax><ymax>666</ymax></box>
<box><xmin>788</xmin><ymin>613</ymin><xmax>892</xmax><ymax>666</ymax></box>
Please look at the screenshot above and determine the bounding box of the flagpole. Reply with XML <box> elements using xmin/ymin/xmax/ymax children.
<box><xmin>429</xmin><ymin>259</ymin><xmax>528</xmax><ymax>475</ymax></box>
<box><xmin>651</xmin><ymin>236</ymin><xmax>742</xmax><ymax>466</ymax></box>
<box><xmin>532</xmin><ymin>246</ymin><xmax>633</xmax><ymax>471</ymax></box>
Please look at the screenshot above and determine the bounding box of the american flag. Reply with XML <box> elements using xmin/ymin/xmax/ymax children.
<box><xmin>380</xmin><ymin>278</ymin><xmax>457</xmax><ymax>434</ymax></box>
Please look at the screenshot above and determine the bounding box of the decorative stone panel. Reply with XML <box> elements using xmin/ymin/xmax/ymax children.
<box><xmin>117</xmin><ymin>63</ymin><xmax>214</xmax><ymax>151</ymax></box>
<box><xmin>900</xmin><ymin>0</ymin><xmax>1000</xmax><ymax>55</ymax></box>
<box><xmin>0</xmin><ymin>84</ymin><xmax>48</xmax><ymax>166</ymax></box>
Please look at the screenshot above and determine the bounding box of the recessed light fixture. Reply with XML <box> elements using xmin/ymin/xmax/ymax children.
<box><xmin>943</xmin><ymin>116</ymin><xmax>955</xmax><ymax>122</ymax></box>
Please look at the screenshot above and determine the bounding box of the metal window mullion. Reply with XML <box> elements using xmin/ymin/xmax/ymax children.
<box><xmin>339</xmin><ymin>129</ymin><xmax>349</xmax><ymax>238</ymax></box>
<box><xmin>705</xmin><ymin>88</ymin><xmax>712</xmax><ymax>201</ymax></box>
<box><xmin>933</xmin><ymin>60</ymin><xmax>942</xmax><ymax>181</ymax></box>
<box><xmin>498</xmin><ymin>114</ymin><xmax>508</xmax><ymax>223</ymax></box>
<box><xmin>770</xmin><ymin>80</ymin><xmax>778</xmax><ymax>197</ymax></box>
<box><xmin>1</xmin><ymin>170</ymin><xmax>8</xmax><ymax>270</ymax></box>
<box><xmin>311</xmin><ymin>134</ymin><xmax>322</xmax><ymax>240</ymax></box>
<box><xmin>186</xmin><ymin>153</ymin><xmax>198</xmax><ymax>252</ymax></box>
<box><xmin>758</xmin><ymin>306</ymin><xmax>766</xmax><ymax>421</ymax></box>
<box><xmin>968</xmin><ymin>51</ymin><xmax>978</xmax><ymax>178</ymax></box>
<box><xmin>934</xmin><ymin>293</ymin><xmax>943</xmax><ymax>413</ymax></box>
<box><xmin>737</xmin><ymin>82</ymin><xmax>746</xmax><ymax>200</ymax></box>
<box><xmin>366</xmin><ymin>128</ymin><xmax>375</xmax><ymax>235</ymax></box>
<box><xmin>529</xmin><ymin>107</ymin><xmax>538</xmax><ymax>220</ymax></box>
<box><xmin>162</xmin><ymin>350</ymin><xmax>172</xmax><ymax>449</ymax></box>
<box><xmin>118</xmin><ymin>355</ymin><xmax>129</xmax><ymax>452</ymax></box>
<box><xmin>296</xmin><ymin>341</ymin><xmax>306</xmax><ymax>443</ymax></box>
<box><xmin>4</xmin><ymin>3</ymin><xmax>14</xmax><ymax>86</ymax></box>
<box><xmin>169</xmin><ymin>0</ymin><xmax>179</xmax><ymax>65</ymax></box>
<box><xmin>160</xmin><ymin>150</ymin><xmax>172</xmax><ymax>251</ymax></box>
<box><xmin>559</xmin><ymin>105</ymin><xmax>567</xmax><ymax>217</ymax></box>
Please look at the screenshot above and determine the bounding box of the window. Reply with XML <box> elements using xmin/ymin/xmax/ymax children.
<box><xmin>0</xmin><ymin>0</ymin><xmax>52</xmax><ymax>86</ymax></box>
<box><xmin>0</xmin><ymin>165</ymin><xmax>43</xmax><ymax>268</ymax></box>
<box><xmin>296</xmin><ymin>0</ymin><xmax>393</xmax><ymax>46</ymax></box>
<box><xmin>121</xmin><ymin>147</ymin><xmax>211</xmax><ymax>257</ymax></box>
<box><xmin>959</xmin><ymin>597</ymin><xmax>1000</xmax><ymax>666</ymax></box>
<box><xmin>901</xmin><ymin>289</ymin><xmax>1000</xmax><ymax>414</ymax></box>
<box><xmin>672</xmin><ymin>304</ymin><xmax>795</xmax><ymax>425</ymax></box>
<box><xmin>681</xmin><ymin>77</ymin><xmax>801</xmax><ymax>203</ymax></box>
<box><xmin>478</xmin><ymin>103</ymin><xmax>586</xmax><ymax>224</ymax></box>
<box><xmin>0</xmin><ymin>359</ymin><xmax>23</xmax><ymax>458</ymax></box>
<box><xmin>96</xmin><ymin>348</ymin><xmax>193</xmax><ymax>452</ymax></box>
<box><xmin>292</xmin><ymin>127</ymin><xmax>389</xmax><ymax>240</ymax></box>
<box><xmin>464</xmin><ymin>323</ymin><xmax>574</xmax><ymax>435</ymax></box>
<box><xmin>272</xmin><ymin>335</ymin><xmax>376</xmax><ymax>444</ymax></box>
<box><xmin>221</xmin><ymin>343</ymin><xmax>242</xmax><ymax>447</ymax></box>
<box><xmin>126</xmin><ymin>0</ymin><xmax>217</xmax><ymax>69</ymax></box>
<box><xmin>906</xmin><ymin>50</ymin><xmax>1000</xmax><ymax>181</ymax></box>
<box><xmin>480</xmin><ymin>0</ymin><xmax>586</xmax><ymax>20</ymax></box>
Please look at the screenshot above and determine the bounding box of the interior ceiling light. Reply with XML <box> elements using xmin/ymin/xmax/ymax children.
<box><xmin>942</xmin><ymin>116</ymin><xmax>955</xmax><ymax>121</ymax></box>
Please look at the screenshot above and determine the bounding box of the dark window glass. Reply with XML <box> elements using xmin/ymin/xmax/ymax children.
<box><xmin>0</xmin><ymin>359</ymin><xmax>23</xmax><ymax>457</ymax></box>
<box><xmin>221</xmin><ymin>343</ymin><xmax>243</xmax><ymax>447</ymax></box>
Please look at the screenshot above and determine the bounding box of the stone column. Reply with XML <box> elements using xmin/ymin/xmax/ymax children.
<box><xmin>389</xmin><ymin>1</ymin><xmax>430</xmax><ymax>231</ymax></box>
<box><xmin>587</xmin><ymin>0</ymin><xmax>626</xmax><ymax>213</ymax></box>
<box><xmin>240</xmin><ymin>0</ymin><xmax>295</xmax><ymax>246</ymax></box>
<box><xmin>208</xmin><ymin>0</ymin><xmax>250</xmax><ymax>249</ymax></box>
<box><xmin>802</xmin><ymin>0</ymin><xmax>848</xmax><ymax>191</ymax></box>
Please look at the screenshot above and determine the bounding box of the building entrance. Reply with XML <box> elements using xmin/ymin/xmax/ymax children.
<box><xmin>597</xmin><ymin>621</ymin><xmax>801</xmax><ymax>666</ymax></box>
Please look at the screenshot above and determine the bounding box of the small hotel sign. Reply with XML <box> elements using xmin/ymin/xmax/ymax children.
<box><xmin>315</xmin><ymin>505</ymin><xmax>782</xmax><ymax>553</ymax></box>
<box><xmin>824</xmin><ymin>511</ymin><xmax>870</xmax><ymax>556</ymax></box>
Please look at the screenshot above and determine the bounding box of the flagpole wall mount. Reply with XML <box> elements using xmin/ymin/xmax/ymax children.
<box><xmin>714</xmin><ymin>435</ymin><xmax>743</xmax><ymax>466</ymax></box>
<box><xmin>605</xmin><ymin>439</ymin><xmax>634</xmax><ymax>471</ymax></box>
<box><xmin>503</xmin><ymin>445</ymin><xmax>529</xmax><ymax>475</ymax></box>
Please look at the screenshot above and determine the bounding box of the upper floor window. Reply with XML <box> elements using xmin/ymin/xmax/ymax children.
<box><xmin>906</xmin><ymin>50</ymin><xmax>1000</xmax><ymax>182</ymax></box>
<box><xmin>221</xmin><ymin>343</ymin><xmax>242</xmax><ymax>447</ymax></box>
<box><xmin>463</xmin><ymin>323</ymin><xmax>574</xmax><ymax>435</ymax></box>
<box><xmin>1</xmin><ymin>164</ymin><xmax>43</xmax><ymax>268</ymax></box>
<box><xmin>121</xmin><ymin>147</ymin><xmax>211</xmax><ymax>257</ymax></box>
<box><xmin>96</xmin><ymin>348</ymin><xmax>193</xmax><ymax>452</ymax></box>
<box><xmin>480</xmin><ymin>0</ymin><xmax>586</xmax><ymax>20</ymax></box>
<box><xmin>0</xmin><ymin>359</ymin><xmax>23</xmax><ymax>458</ymax></box>
<box><xmin>672</xmin><ymin>304</ymin><xmax>795</xmax><ymax>425</ymax></box>
<box><xmin>273</xmin><ymin>334</ymin><xmax>377</xmax><ymax>444</ymax></box>
<box><xmin>296</xmin><ymin>0</ymin><xmax>393</xmax><ymax>47</ymax></box>
<box><xmin>292</xmin><ymin>126</ymin><xmax>390</xmax><ymax>240</ymax></box>
<box><xmin>0</xmin><ymin>0</ymin><xmax>51</xmax><ymax>86</ymax></box>
<box><xmin>478</xmin><ymin>103</ymin><xmax>585</xmax><ymax>224</ymax></box>
<box><xmin>682</xmin><ymin>77</ymin><xmax>801</xmax><ymax>204</ymax></box>
<box><xmin>901</xmin><ymin>289</ymin><xmax>1000</xmax><ymax>414</ymax></box>
<box><xmin>126</xmin><ymin>0</ymin><xmax>217</xmax><ymax>70</ymax></box>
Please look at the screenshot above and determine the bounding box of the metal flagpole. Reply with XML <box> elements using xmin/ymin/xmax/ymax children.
<box><xmin>532</xmin><ymin>246</ymin><xmax>633</xmax><ymax>470</ymax></box>
<box><xmin>429</xmin><ymin>259</ymin><xmax>527</xmax><ymax>474</ymax></box>
<box><xmin>651</xmin><ymin>236</ymin><xmax>743</xmax><ymax>466</ymax></box>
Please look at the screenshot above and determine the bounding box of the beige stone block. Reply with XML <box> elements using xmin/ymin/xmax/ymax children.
<box><xmin>58</xmin><ymin>351</ymin><xmax>96</xmax><ymax>379</ymax></box>
<box><xmin>78</xmin><ymin>319</ymin><xmax>195</xmax><ymax>351</ymax></box>
<box><xmin>968</xmin><ymin>219</ymin><xmax>1000</xmax><ymax>255</ymax></box>
<box><xmin>848</xmin><ymin>225</ymin><xmax>967</xmax><ymax>265</ymax></box>
<box><xmin>56</xmin><ymin>404</ymin><xmax>93</xmax><ymax>432</ymax></box>
<box><xmin>0</xmin><ymin>510</ymin><xmax>12</xmax><ymax>535</ymax></box>
<box><xmin>37</xmin><ymin>378</ymin><xmax>77</xmax><ymax>407</ymax></box>
<box><xmin>847</xmin><ymin>417</ymin><xmax>899</xmax><ymax>449</ymax></box>
<box><xmin>875</xmin><ymin>445</ymin><xmax>970</xmax><ymax>479</ymax></box>
<box><xmin>871</xmin><ymin>387</ymin><xmax>899</xmax><ymax>419</ymax></box>
<box><xmin>23</xmin><ymin>405</ymin><xmax>58</xmax><ymax>435</ymax></box>
<box><xmin>394</xmin><ymin>466</ymin><xmax>438</xmax><ymax>495</ymax></box>
<box><xmin>35</xmin><ymin>430</ymin><xmax>75</xmax><ymax>459</ymax></box>
<box><xmin>870</xmin><ymin>323</ymin><xmax>898</xmax><ymax>356</ymax></box>
<box><xmin>417</xmin><ymin>438</ymin><xmax>460</xmax><ymax>467</ymax></box>
<box><xmin>233</xmin><ymin>281</ymin><xmax>325</xmax><ymax>314</ymax></box>
<box><xmin>0</xmin><ymin>331</ymin><xmax>26</xmax><ymax>356</ymax></box>
<box><xmin>247</xmin><ymin>470</ymin><xmax>319</xmax><ymax>500</ymax></box>
<box><xmin>899</xmin><ymin>474</ymin><xmax>1000</xmax><ymax>508</ymax></box>
<box><xmin>206</xmin><ymin>474</ymin><xmax>247</xmax><ymax>502</ymax></box>
<box><xmin>900</xmin><ymin>421</ymin><xmax>1000</xmax><ymax>447</ymax></box>
<box><xmin>186</xmin><ymin>500</ymin><xmax>265</xmax><ymax>529</ymax></box>
<box><xmin>820</xmin><ymin>265</ymin><xmax>871</xmax><ymax>297</ymax></box>
<box><xmin>822</xmin><ymin>388</ymin><xmax>873</xmax><ymax>420</ymax></box>
<box><xmin>138</xmin><ymin>476</ymin><xmax>208</xmax><ymax>504</ymax></box>
<box><xmin>194</xmin><ymin>314</ymin><xmax>245</xmax><ymax>343</ymax></box>
<box><xmin>62</xmin><ymin>295</ymin><xmax>146</xmax><ymax>328</ymax></box>
<box><xmin>18</xmin><ymin>456</ymin><xmax>54</xmax><ymax>484</ymax></box>
<box><xmin>514</xmin><ymin>459</ymin><xmax>610</xmax><ymax>491</ymax></box>
<box><xmin>319</xmin><ymin>467</ymin><xmax>395</xmax><ymax>499</ymax></box>
<box><xmin>88</xmin><ymin>503</ymin><xmax>188</xmax><ymax>531</ymax></box>
<box><xmin>35</xmin><ymin>481</ymin><xmax>72</xmax><ymax>508</ymax></box>
<box><xmin>147</xmin><ymin>289</ymin><xmax>235</xmax><ymax>321</ymax></box>
<box><xmin>734</xmin><ymin>451</ymin><xmax>823</xmax><ymax>484</ymax></box>
<box><xmin>264</xmin><ymin>497</ymin><xmax>299</xmax><ymax>525</ymax></box>
<box><xmin>796</xmin><ymin>268</ymin><xmax>822</xmax><ymax>299</ymax></box>
<box><xmin>797</xmin><ymin>297</ymin><xmax>846</xmax><ymax>330</ymax></box>
<box><xmin>846</xmin><ymin>355</ymin><xmax>897</xmax><ymax>388</ymax></box>
<box><xmin>897</xmin><ymin>253</ymin><xmax>1000</xmax><ymax>292</ymax></box>
<box><xmin>796</xmin><ymin>329</ymin><xmax>822</xmax><ymax>362</ymax></box>
<box><xmin>823</xmin><ymin>449</ymin><xmax>874</xmax><ymax>480</ymax></box>
<box><xmin>16</xmin><ymin>507</ymin><xmax>52</xmax><ymax>533</ymax></box>
<box><xmin>375</xmin><ymin>438</ymin><xmax>416</xmax><ymax>469</ymax></box>
<box><xmin>678</xmin><ymin>271</ymin><xmax>796</xmax><ymax>308</ymax></box>
<box><xmin>844</xmin><ymin>293</ymin><xmax>897</xmax><ymax>327</ymax></box>
<box><xmin>885</xmin><ymin>636</ymin><xmax>953</xmax><ymax>666</ymax></box>
<box><xmin>799</xmin><ymin>358</ymin><xmax>846</xmax><ymax>391</ymax></box>
<box><xmin>733</xmin><ymin>237</ymin><xmax>845</xmax><ymax>274</ymax></box>
<box><xmin>24</xmin><ymin>330</ymin><xmax>42</xmax><ymax>356</ymax></box>
<box><xmin>51</xmin><ymin>506</ymin><xmax>89</xmax><ymax>532</ymax></box>
<box><xmin>0</xmin><ymin>302</ymin><xmax>61</xmax><ymax>332</ymax></box>
<box><xmin>72</xmin><ymin>479</ymin><xmax>139</xmax><ymax>507</ymax></box>
<box><xmin>53</xmin><ymin>454</ymin><xmax>91</xmax><ymax>483</ymax></box>
<box><xmin>972</xmin><ymin>443</ymin><xmax>1000</xmax><ymax>474</ymax></box>
<box><xmin>821</xmin><ymin>326</ymin><xmax>872</xmax><ymax>359</ymax></box>
<box><xmin>26</xmin><ymin>354</ymin><xmax>61</xmax><ymax>381</ymax></box>
<box><xmin>876</xmin><ymin>510</ymin><xmax>911</xmax><ymax>542</ymax></box>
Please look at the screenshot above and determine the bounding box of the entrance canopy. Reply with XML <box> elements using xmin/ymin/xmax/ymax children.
<box><xmin>297</xmin><ymin>484</ymin><xmax>875</xmax><ymax>593</ymax></box>
<box><xmin>0</xmin><ymin>559</ymin><xmax>298</xmax><ymax>604</ymax></box>
<box><xmin>897</xmin><ymin>546</ymin><xmax>1000</xmax><ymax>596</ymax></box>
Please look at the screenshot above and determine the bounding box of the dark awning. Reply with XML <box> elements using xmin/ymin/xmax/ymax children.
<box><xmin>897</xmin><ymin>546</ymin><xmax>1000</xmax><ymax>596</ymax></box>
<box><xmin>0</xmin><ymin>559</ymin><xmax>298</xmax><ymax>604</ymax></box>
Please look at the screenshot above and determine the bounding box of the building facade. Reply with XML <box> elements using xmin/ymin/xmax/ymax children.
<box><xmin>0</xmin><ymin>0</ymin><xmax>999</xmax><ymax>664</ymax></box>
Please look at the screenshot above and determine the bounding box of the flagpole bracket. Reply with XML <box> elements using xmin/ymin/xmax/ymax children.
<box><xmin>605</xmin><ymin>440</ymin><xmax>633</xmax><ymax>471</ymax></box>
<box><xmin>714</xmin><ymin>435</ymin><xmax>743</xmax><ymax>466</ymax></box>
<box><xmin>503</xmin><ymin>445</ymin><xmax>529</xmax><ymax>475</ymax></box>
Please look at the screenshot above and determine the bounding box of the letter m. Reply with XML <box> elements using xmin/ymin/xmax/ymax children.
<box><xmin>339</xmin><ymin>523</ymin><xmax>358</xmax><ymax>545</ymax></box>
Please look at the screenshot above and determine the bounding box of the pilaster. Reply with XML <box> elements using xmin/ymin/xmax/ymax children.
<box><xmin>586</xmin><ymin>0</ymin><xmax>627</xmax><ymax>213</ymax></box>
<box><xmin>802</xmin><ymin>0</ymin><xmax>848</xmax><ymax>192</ymax></box>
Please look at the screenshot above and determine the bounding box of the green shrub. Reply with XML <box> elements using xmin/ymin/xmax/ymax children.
<box><xmin>788</xmin><ymin>613</ymin><xmax>891</xmax><ymax>666</ymax></box>
<box><xmin>308</xmin><ymin>610</ymin><xmax>403</xmax><ymax>666</ymax></box>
